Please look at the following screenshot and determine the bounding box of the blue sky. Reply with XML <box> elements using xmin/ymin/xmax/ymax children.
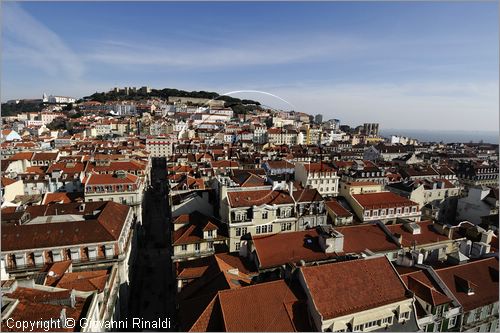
<box><xmin>2</xmin><ymin>1</ymin><xmax>498</xmax><ymax>131</ymax></box>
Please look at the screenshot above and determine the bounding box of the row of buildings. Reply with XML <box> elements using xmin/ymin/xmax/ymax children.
<box><xmin>0</xmin><ymin>93</ymin><xmax>498</xmax><ymax>331</ymax></box>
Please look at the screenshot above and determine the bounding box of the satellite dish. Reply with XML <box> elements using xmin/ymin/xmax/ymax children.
<box><xmin>48</xmin><ymin>271</ymin><xmax>55</xmax><ymax>277</ymax></box>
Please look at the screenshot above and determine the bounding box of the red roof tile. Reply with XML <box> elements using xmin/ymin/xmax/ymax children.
<box><xmin>85</xmin><ymin>173</ymin><xmax>139</xmax><ymax>185</ymax></box>
<box><xmin>401</xmin><ymin>271</ymin><xmax>451</xmax><ymax>306</ymax></box>
<box><xmin>1</xmin><ymin>177</ymin><xmax>17</xmax><ymax>186</ymax></box>
<box><xmin>300</xmin><ymin>257</ymin><xmax>409</xmax><ymax>319</ymax></box>
<box><xmin>386</xmin><ymin>220</ymin><xmax>449</xmax><ymax>247</ymax></box>
<box><xmin>253</xmin><ymin>229</ymin><xmax>338</xmax><ymax>269</ymax></box>
<box><xmin>435</xmin><ymin>257</ymin><xmax>499</xmax><ymax>312</ymax></box>
<box><xmin>336</xmin><ymin>224</ymin><xmax>400</xmax><ymax>253</ymax></box>
<box><xmin>2</xmin><ymin>201</ymin><xmax>130</xmax><ymax>251</ymax></box>
<box><xmin>227</xmin><ymin>190</ymin><xmax>294</xmax><ymax>208</ymax></box>
<box><xmin>217</xmin><ymin>280</ymin><xmax>299</xmax><ymax>332</ymax></box>
<box><xmin>326</xmin><ymin>200</ymin><xmax>353</xmax><ymax>217</ymax></box>
<box><xmin>352</xmin><ymin>192</ymin><xmax>418</xmax><ymax>209</ymax></box>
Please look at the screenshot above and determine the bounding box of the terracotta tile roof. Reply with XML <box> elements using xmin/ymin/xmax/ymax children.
<box><xmin>266</xmin><ymin>160</ymin><xmax>295</xmax><ymax>169</ymax></box>
<box><xmin>85</xmin><ymin>172</ymin><xmax>139</xmax><ymax>185</ymax></box>
<box><xmin>230</xmin><ymin>173</ymin><xmax>267</xmax><ymax>188</ymax></box>
<box><xmin>189</xmin><ymin>295</ymin><xmax>221</xmax><ymax>332</ymax></box>
<box><xmin>210</xmin><ymin>160</ymin><xmax>240</xmax><ymax>168</ymax></box>
<box><xmin>352</xmin><ymin>191</ymin><xmax>418</xmax><ymax>209</ymax></box>
<box><xmin>2</xmin><ymin>288</ymin><xmax>89</xmax><ymax>332</ymax></box>
<box><xmin>85</xmin><ymin>160</ymin><xmax>146</xmax><ymax>173</ymax></box>
<box><xmin>178</xmin><ymin>265</ymin><xmax>211</xmax><ymax>280</ymax></box>
<box><xmin>42</xmin><ymin>192</ymin><xmax>84</xmax><ymax>205</ymax></box>
<box><xmin>227</xmin><ymin>190</ymin><xmax>294</xmax><ymax>208</ymax></box>
<box><xmin>47</xmin><ymin>162</ymin><xmax>84</xmax><ymax>174</ymax></box>
<box><xmin>303</xmin><ymin>162</ymin><xmax>336</xmax><ymax>173</ymax></box>
<box><xmin>1</xmin><ymin>177</ymin><xmax>17</xmax><ymax>186</ymax></box>
<box><xmin>300</xmin><ymin>257</ymin><xmax>410</xmax><ymax>319</ymax></box>
<box><xmin>335</xmin><ymin>224</ymin><xmax>400</xmax><ymax>253</ymax></box>
<box><xmin>172</xmin><ymin>212</ymin><xmax>223</xmax><ymax>246</ymax></box>
<box><xmin>56</xmin><ymin>270</ymin><xmax>109</xmax><ymax>292</ymax></box>
<box><xmin>326</xmin><ymin>200</ymin><xmax>353</xmax><ymax>217</ymax></box>
<box><xmin>178</xmin><ymin>256</ymin><xmax>257</xmax><ymax>331</ymax></box>
<box><xmin>386</xmin><ymin>220</ymin><xmax>449</xmax><ymax>247</ymax></box>
<box><xmin>43</xmin><ymin>260</ymin><xmax>72</xmax><ymax>286</ymax></box>
<box><xmin>217</xmin><ymin>280</ymin><xmax>300</xmax><ymax>332</ymax></box>
<box><xmin>31</xmin><ymin>152</ymin><xmax>58</xmax><ymax>161</ymax></box>
<box><xmin>252</xmin><ymin>229</ymin><xmax>339</xmax><ymax>269</ymax></box>
<box><xmin>25</xmin><ymin>166</ymin><xmax>46</xmax><ymax>174</ymax></box>
<box><xmin>400</xmin><ymin>271</ymin><xmax>451</xmax><ymax>306</ymax></box>
<box><xmin>1</xmin><ymin>201</ymin><xmax>130</xmax><ymax>251</ymax></box>
<box><xmin>435</xmin><ymin>257</ymin><xmax>499</xmax><ymax>312</ymax></box>
<box><xmin>213</xmin><ymin>253</ymin><xmax>257</xmax><ymax>275</ymax></box>
<box><xmin>9</xmin><ymin>152</ymin><xmax>34</xmax><ymax>161</ymax></box>
<box><xmin>292</xmin><ymin>188</ymin><xmax>323</xmax><ymax>202</ymax></box>
<box><xmin>172</xmin><ymin>175</ymin><xmax>205</xmax><ymax>191</ymax></box>
<box><xmin>179</xmin><ymin>294</ymin><xmax>218</xmax><ymax>332</ymax></box>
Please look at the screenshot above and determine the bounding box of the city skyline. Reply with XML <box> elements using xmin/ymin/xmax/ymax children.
<box><xmin>2</xmin><ymin>1</ymin><xmax>499</xmax><ymax>131</ymax></box>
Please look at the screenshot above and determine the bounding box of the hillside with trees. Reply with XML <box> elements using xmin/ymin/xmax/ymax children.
<box><xmin>84</xmin><ymin>88</ymin><xmax>262</xmax><ymax>114</ymax></box>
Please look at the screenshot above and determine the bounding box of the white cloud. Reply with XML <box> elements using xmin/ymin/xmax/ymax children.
<box><xmin>2</xmin><ymin>2</ymin><xmax>84</xmax><ymax>80</ymax></box>
<box><xmin>83</xmin><ymin>34</ymin><xmax>367</xmax><ymax>68</ymax></box>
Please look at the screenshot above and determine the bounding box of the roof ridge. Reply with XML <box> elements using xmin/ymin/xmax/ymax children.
<box><xmin>435</xmin><ymin>256</ymin><xmax>498</xmax><ymax>272</ymax></box>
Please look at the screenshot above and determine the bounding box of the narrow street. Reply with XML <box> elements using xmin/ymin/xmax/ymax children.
<box><xmin>128</xmin><ymin>158</ymin><xmax>176</xmax><ymax>331</ymax></box>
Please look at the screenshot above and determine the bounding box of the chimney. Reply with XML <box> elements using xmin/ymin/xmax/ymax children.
<box><xmin>288</xmin><ymin>181</ymin><xmax>294</xmax><ymax>197</ymax></box>
<box><xmin>317</xmin><ymin>225</ymin><xmax>344</xmax><ymax>254</ymax></box>
<box><xmin>78</xmin><ymin>203</ymin><xmax>85</xmax><ymax>213</ymax></box>
<box><xmin>480</xmin><ymin>230</ymin><xmax>493</xmax><ymax>244</ymax></box>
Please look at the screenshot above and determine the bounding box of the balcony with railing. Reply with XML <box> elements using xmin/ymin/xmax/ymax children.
<box><xmin>5</xmin><ymin>252</ymin><xmax>119</xmax><ymax>273</ymax></box>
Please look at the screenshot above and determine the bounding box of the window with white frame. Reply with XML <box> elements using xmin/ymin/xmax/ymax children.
<box><xmin>411</xmin><ymin>206</ymin><xmax>417</xmax><ymax>213</ymax></box>
<box><xmin>448</xmin><ymin>316</ymin><xmax>457</xmax><ymax>328</ymax></box>
<box><xmin>262</xmin><ymin>211</ymin><xmax>268</xmax><ymax>219</ymax></box>
<box><xmin>235</xmin><ymin>242</ymin><xmax>241</xmax><ymax>251</ymax></box>
<box><xmin>181</xmin><ymin>244</ymin><xmax>187</xmax><ymax>251</ymax></box>
<box><xmin>380</xmin><ymin>209</ymin><xmax>386</xmax><ymax>216</ymax></box>
<box><xmin>396</xmin><ymin>208</ymin><xmax>402</xmax><ymax>214</ymax></box>
<box><xmin>195</xmin><ymin>243</ymin><xmax>201</xmax><ymax>252</ymax></box>
<box><xmin>389</xmin><ymin>208</ymin><xmax>394</xmax><ymax>215</ymax></box>
<box><xmin>400</xmin><ymin>311</ymin><xmax>410</xmax><ymax>320</ymax></box>
<box><xmin>404</xmin><ymin>207</ymin><xmax>409</xmax><ymax>213</ymax></box>
<box><xmin>373</xmin><ymin>210</ymin><xmax>378</xmax><ymax>217</ymax></box>
<box><xmin>353</xmin><ymin>325</ymin><xmax>362</xmax><ymax>332</ymax></box>
<box><xmin>364</xmin><ymin>210</ymin><xmax>371</xmax><ymax>217</ymax></box>
<box><xmin>364</xmin><ymin>320</ymin><xmax>378</xmax><ymax>329</ymax></box>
